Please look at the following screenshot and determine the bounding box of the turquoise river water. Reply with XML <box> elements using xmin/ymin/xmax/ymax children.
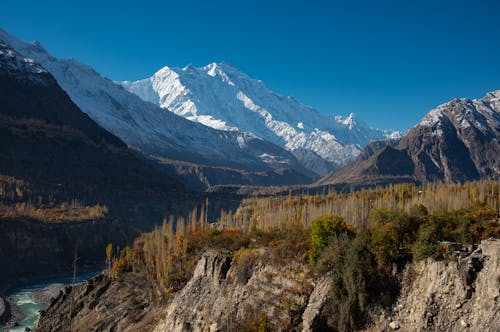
<box><xmin>8</xmin><ymin>271</ymin><xmax>100</xmax><ymax>331</ymax></box>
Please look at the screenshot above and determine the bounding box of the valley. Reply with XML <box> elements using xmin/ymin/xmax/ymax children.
<box><xmin>0</xmin><ymin>11</ymin><xmax>498</xmax><ymax>331</ymax></box>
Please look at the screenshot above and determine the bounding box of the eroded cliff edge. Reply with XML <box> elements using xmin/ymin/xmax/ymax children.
<box><xmin>35</xmin><ymin>239</ymin><xmax>499</xmax><ymax>332</ymax></box>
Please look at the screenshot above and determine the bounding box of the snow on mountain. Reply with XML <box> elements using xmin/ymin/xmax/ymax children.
<box><xmin>417</xmin><ymin>90</ymin><xmax>500</xmax><ymax>137</ymax></box>
<box><xmin>122</xmin><ymin>62</ymin><xmax>401</xmax><ymax>171</ymax></box>
<box><xmin>317</xmin><ymin>90</ymin><xmax>500</xmax><ymax>186</ymax></box>
<box><xmin>0</xmin><ymin>29</ymin><xmax>309</xmax><ymax>176</ymax></box>
<box><xmin>0</xmin><ymin>41</ymin><xmax>49</xmax><ymax>85</ymax></box>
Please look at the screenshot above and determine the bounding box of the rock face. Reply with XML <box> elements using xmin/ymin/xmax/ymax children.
<box><xmin>153</xmin><ymin>249</ymin><xmax>315</xmax><ymax>332</ymax></box>
<box><xmin>301</xmin><ymin>276</ymin><xmax>332</xmax><ymax>332</ymax></box>
<box><xmin>34</xmin><ymin>273</ymin><xmax>162</xmax><ymax>332</ymax></box>
<box><xmin>376</xmin><ymin>238</ymin><xmax>500</xmax><ymax>331</ymax></box>
<box><xmin>318</xmin><ymin>91</ymin><xmax>500</xmax><ymax>187</ymax></box>
<box><xmin>35</xmin><ymin>240</ymin><xmax>499</xmax><ymax>331</ymax></box>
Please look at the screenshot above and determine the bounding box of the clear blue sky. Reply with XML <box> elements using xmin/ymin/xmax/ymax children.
<box><xmin>1</xmin><ymin>0</ymin><xmax>499</xmax><ymax>130</ymax></box>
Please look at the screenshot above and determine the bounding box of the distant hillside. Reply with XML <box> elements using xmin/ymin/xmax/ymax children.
<box><xmin>0</xmin><ymin>41</ymin><xmax>239</xmax><ymax>290</ymax></box>
<box><xmin>0</xmin><ymin>28</ymin><xmax>313</xmax><ymax>185</ymax></box>
<box><xmin>317</xmin><ymin>91</ymin><xmax>500</xmax><ymax>187</ymax></box>
<box><xmin>0</xmin><ymin>40</ymin><xmax>190</xmax><ymax>226</ymax></box>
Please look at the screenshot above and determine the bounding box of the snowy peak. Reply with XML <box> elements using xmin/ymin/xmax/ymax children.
<box><xmin>416</xmin><ymin>91</ymin><xmax>500</xmax><ymax>138</ymax></box>
<box><xmin>201</xmin><ymin>62</ymin><xmax>239</xmax><ymax>86</ymax></box>
<box><xmin>1</xmin><ymin>28</ymin><xmax>312</xmax><ymax>183</ymax></box>
<box><xmin>0</xmin><ymin>41</ymin><xmax>47</xmax><ymax>75</ymax></box>
<box><xmin>335</xmin><ymin>113</ymin><xmax>367</xmax><ymax>129</ymax></box>
<box><xmin>121</xmin><ymin>62</ymin><xmax>400</xmax><ymax>173</ymax></box>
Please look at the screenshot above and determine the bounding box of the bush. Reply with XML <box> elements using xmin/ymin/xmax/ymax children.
<box><xmin>270</xmin><ymin>224</ymin><xmax>310</xmax><ymax>264</ymax></box>
<box><xmin>369</xmin><ymin>208</ymin><xmax>421</xmax><ymax>269</ymax></box>
<box><xmin>310</xmin><ymin>214</ymin><xmax>353</xmax><ymax>264</ymax></box>
<box><xmin>411</xmin><ymin>237</ymin><xmax>441</xmax><ymax>262</ymax></box>
<box><xmin>316</xmin><ymin>232</ymin><xmax>376</xmax><ymax>332</ymax></box>
<box><xmin>451</xmin><ymin>203</ymin><xmax>499</xmax><ymax>243</ymax></box>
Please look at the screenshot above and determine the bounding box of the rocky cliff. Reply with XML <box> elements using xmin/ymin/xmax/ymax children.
<box><xmin>372</xmin><ymin>238</ymin><xmax>500</xmax><ymax>331</ymax></box>
<box><xmin>35</xmin><ymin>239</ymin><xmax>499</xmax><ymax>331</ymax></box>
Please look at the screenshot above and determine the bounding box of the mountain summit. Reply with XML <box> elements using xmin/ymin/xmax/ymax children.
<box><xmin>121</xmin><ymin>62</ymin><xmax>400</xmax><ymax>174</ymax></box>
<box><xmin>317</xmin><ymin>90</ymin><xmax>500</xmax><ymax>186</ymax></box>
<box><xmin>0</xmin><ymin>29</ymin><xmax>316</xmax><ymax>184</ymax></box>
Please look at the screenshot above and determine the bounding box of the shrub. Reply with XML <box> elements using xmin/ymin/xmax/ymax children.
<box><xmin>411</xmin><ymin>237</ymin><xmax>441</xmax><ymax>262</ymax></box>
<box><xmin>310</xmin><ymin>214</ymin><xmax>353</xmax><ymax>264</ymax></box>
<box><xmin>451</xmin><ymin>203</ymin><xmax>499</xmax><ymax>243</ymax></box>
<box><xmin>317</xmin><ymin>232</ymin><xmax>376</xmax><ymax>332</ymax></box>
<box><xmin>369</xmin><ymin>208</ymin><xmax>420</xmax><ymax>269</ymax></box>
<box><xmin>270</xmin><ymin>224</ymin><xmax>310</xmax><ymax>264</ymax></box>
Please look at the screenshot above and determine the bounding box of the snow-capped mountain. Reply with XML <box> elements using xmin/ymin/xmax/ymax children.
<box><xmin>317</xmin><ymin>90</ymin><xmax>500</xmax><ymax>186</ymax></box>
<box><xmin>398</xmin><ymin>90</ymin><xmax>500</xmax><ymax>181</ymax></box>
<box><xmin>0</xmin><ymin>29</ymin><xmax>312</xmax><ymax>180</ymax></box>
<box><xmin>0</xmin><ymin>39</ymin><xmax>186</xmax><ymax>198</ymax></box>
<box><xmin>0</xmin><ymin>41</ymin><xmax>48</xmax><ymax>81</ymax></box>
<box><xmin>121</xmin><ymin>62</ymin><xmax>401</xmax><ymax>173</ymax></box>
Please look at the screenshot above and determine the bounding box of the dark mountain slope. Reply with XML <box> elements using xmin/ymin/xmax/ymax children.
<box><xmin>0</xmin><ymin>28</ymin><xmax>314</xmax><ymax>183</ymax></box>
<box><xmin>0</xmin><ymin>42</ymin><xmax>240</xmax><ymax>291</ymax></box>
<box><xmin>0</xmin><ymin>41</ymin><xmax>188</xmax><ymax>220</ymax></box>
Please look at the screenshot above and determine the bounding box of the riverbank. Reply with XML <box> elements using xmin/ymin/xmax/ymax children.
<box><xmin>0</xmin><ymin>271</ymin><xmax>101</xmax><ymax>331</ymax></box>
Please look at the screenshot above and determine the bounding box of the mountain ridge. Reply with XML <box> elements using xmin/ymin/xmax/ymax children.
<box><xmin>317</xmin><ymin>90</ymin><xmax>500</xmax><ymax>187</ymax></box>
<box><xmin>0</xmin><ymin>28</ymin><xmax>314</xmax><ymax>184</ymax></box>
<box><xmin>121</xmin><ymin>61</ymin><xmax>401</xmax><ymax>174</ymax></box>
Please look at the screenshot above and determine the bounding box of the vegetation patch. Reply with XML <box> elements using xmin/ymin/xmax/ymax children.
<box><xmin>106</xmin><ymin>181</ymin><xmax>499</xmax><ymax>330</ymax></box>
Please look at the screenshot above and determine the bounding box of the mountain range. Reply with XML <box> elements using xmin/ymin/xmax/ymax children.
<box><xmin>1</xmin><ymin>27</ymin><xmax>498</xmax><ymax>190</ymax></box>
<box><xmin>0</xmin><ymin>29</ymin><xmax>314</xmax><ymax>186</ymax></box>
<box><xmin>0</xmin><ymin>28</ymin><xmax>402</xmax><ymax>186</ymax></box>
<box><xmin>317</xmin><ymin>90</ymin><xmax>500</xmax><ymax>187</ymax></box>
<box><xmin>121</xmin><ymin>63</ymin><xmax>400</xmax><ymax>174</ymax></box>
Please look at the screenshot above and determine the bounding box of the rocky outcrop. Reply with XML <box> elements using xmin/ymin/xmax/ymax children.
<box><xmin>35</xmin><ymin>249</ymin><xmax>321</xmax><ymax>332</ymax></box>
<box><xmin>34</xmin><ymin>272</ymin><xmax>164</xmax><ymax>332</ymax></box>
<box><xmin>154</xmin><ymin>249</ymin><xmax>315</xmax><ymax>332</ymax></box>
<box><xmin>373</xmin><ymin>238</ymin><xmax>500</xmax><ymax>331</ymax></box>
<box><xmin>0</xmin><ymin>296</ymin><xmax>23</xmax><ymax>330</ymax></box>
<box><xmin>0</xmin><ymin>296</ymin><xmax>5</xmax><ymax>323</ymax></box>
<box><xmin>301</xmin><ymin>276</ymin><xmax>332</xmax><ymax>332</ymax></box>
<box><xmin>35</xmin><ymin>239</ymin><xmax>499</xmax><ymax>331</ymax></box>
<box><xmin>32</xmin><ymin>284</ymin><xmax>65</xmax><ymax>306</ymax></box>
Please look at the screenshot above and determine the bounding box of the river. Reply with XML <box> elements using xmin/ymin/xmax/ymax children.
<box><xmin>7</xmin><ymin>271</ymin><xmax>101</xmax><ymax>331</ymax></box>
